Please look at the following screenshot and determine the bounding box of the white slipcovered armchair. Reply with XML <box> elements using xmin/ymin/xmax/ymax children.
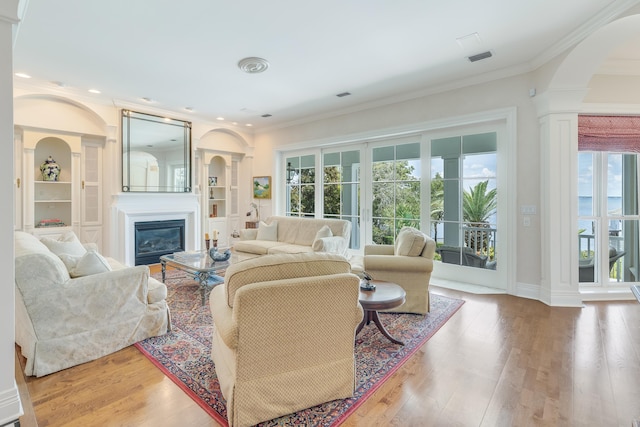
<box><xmin>14</xmin><ymin>231</ymin><xmax>170</xmax><ymax>377</ymax></box>
<box><xmin>209</xmin><ymin>252</ymin><xmax>363</xmax><ymax>427</ymax></box>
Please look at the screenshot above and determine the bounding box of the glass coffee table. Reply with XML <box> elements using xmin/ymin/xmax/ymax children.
<box><xmin>159</xmin><ymin>250</ymin><xmax>244</xmax><ymax>305</ymax></box>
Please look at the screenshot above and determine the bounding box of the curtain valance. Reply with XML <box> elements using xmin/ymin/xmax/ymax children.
<box><xmin>578</xmin><ymin>115</ymin><xmax>640</xmax><ymax>152</ymax></box>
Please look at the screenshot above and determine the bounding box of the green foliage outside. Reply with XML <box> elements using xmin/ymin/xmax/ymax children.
<box><xmin>430</xmin><ymin>172</ymin><xmax>444</xmax><ymax>244</ymax></box>
<box><xmin>288</xmin><ymin>167</ymin><xmax>316</xmax><ymax>216</ymax></box>
<box><xmin>323</xmin><ymin>165</ymin><xmax>341</xmax><ymax>216</ymax></box>
<box><xmin>371</xmin><ymin>160</ymin><xmax>420</xmax><ymax>245</ymax></box>
<box><xmin>462</xmin><ymin>180</ymin><xmax>497</xmax><ymax>224</ymax></box>
<box><xmin>289</xmin><ymin>159</ymin><xmax>498</xmax><ymax>259</ymax></box>
<box><xmin>462</xmin><ymin>180</ymin><xmax>496</xmax><ymax>254</ymax></box>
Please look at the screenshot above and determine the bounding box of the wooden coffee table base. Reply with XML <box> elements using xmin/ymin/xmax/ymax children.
<box><xmin>356</xmin><ymin>309</ymin><xmax>404</xmax><ymax>345</ymax></box>
<box><xmin>356</xmin><ymin>280</ymin><xmax>406</xmax><ymax>345</ymax></box>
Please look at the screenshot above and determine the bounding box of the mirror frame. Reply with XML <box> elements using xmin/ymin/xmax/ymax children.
<box><xmin>121</xmin><ymin>109</ymin><xmax>192</xmax><ymax>193</ymax></box>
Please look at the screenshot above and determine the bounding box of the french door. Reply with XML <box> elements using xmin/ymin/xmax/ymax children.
<box><xmin>426</xmin><ymin>122</ymin><xmax>509</xmax><ymax>290</ymax></box>
<box><xmin>283</xmin><ymin>120</ymin><xmax>513</xmax><ymax>291</ymax></box>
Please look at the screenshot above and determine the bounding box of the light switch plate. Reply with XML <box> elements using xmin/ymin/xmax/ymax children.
<box><xmin>521</xmin><ymin>205</ymin><xmax>537</xmax><ymax>215</ymax></box>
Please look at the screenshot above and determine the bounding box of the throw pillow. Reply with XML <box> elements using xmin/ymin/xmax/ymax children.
<box><xmin>395</xmin><ymin>227</ymin><xmax>427</xmax><ymax>257</ymax></box>
<box><xmin>256</xmin><ymin>221</ymin><xmax>278</xmax><ymax>241</ymax></box>
<box><xmin>312</xmin><ymin>225</ymin><xmax>333</xmax><ymax>251</ymax></box>
<box><xmin>59</xmin><ymin>250</ymin><xmax>112</xmax><ymax>278</ymax></box>
<box><xmin>40</xmin><ymin>230</ymin><xmax>87</xmax><ymax>257</ymax></box>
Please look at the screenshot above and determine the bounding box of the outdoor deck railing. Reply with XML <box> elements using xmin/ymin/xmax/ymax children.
<box><xmin>434</xmin><ymin>225</ymin><xmax>497</xmax><ymax>257</ymax></box>
<box><xmin>463</xmin><ymin>225</ymin><xmax>497</xmax><ymax>258</ymax></box>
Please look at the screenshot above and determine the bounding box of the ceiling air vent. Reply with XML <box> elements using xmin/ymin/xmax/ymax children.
<box><xmin>261</xmin><ymin>114</ymin><xmax>272</xmax><ymax>118</ymax></box>
<box><xmin>336</xmin><ymin>92</ymin><xmax>351</xmax><ymax>97</ymax></box>
<box><xmin>468</xmin><ymin>51</ymin><xmax>493</xmax><ymax>62</ymax></box>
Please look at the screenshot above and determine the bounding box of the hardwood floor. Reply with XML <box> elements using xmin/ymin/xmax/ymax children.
<box><xmin>15</xmin><ymin>272</ymin><xmax>640</xmax><ymax>427</ymax></box>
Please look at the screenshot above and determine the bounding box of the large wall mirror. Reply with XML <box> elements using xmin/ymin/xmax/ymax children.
<box><xmin>122</xmin><ymin>110</ymin><xmax>192</xmax><ymax>192</ymax></box>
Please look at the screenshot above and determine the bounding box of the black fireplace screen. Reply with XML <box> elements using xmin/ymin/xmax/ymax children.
<box><xmin>134</xmin><ymin>219</ymin><xmax>185</xmax><ymax>265</ymax></box>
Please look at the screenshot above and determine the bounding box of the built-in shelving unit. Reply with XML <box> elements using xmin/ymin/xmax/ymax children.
<box><xmin>206</xmin><ymin>156</ymin><xmax>228</xmax><ymax>247</ymax></box>
<box><xmin>16</xmin><ymin>129</ymin><xmax>105</xmax><ymax>246</ymax></box>
<box><xmin>201</xmin><ymin>154</ymin><xmax>240</xmax><ymax>248</ymax></box>
<box><xmin>33</xmin><ymin>137</ymin><xmax>72</xmax><ymax>231</ymax></box>
<box><xmin>207</xmin><ymin>187</ymin><xmax>225</xmax><ymax>218</ymax></box>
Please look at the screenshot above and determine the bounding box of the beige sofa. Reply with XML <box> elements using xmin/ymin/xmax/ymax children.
<box><xmin>209</xmin><ymin>252</ymin><xmax>363</xmax><ymax>427</ymax></box>
<box><xmin>14</xmin><ymin>230</ymin><xmax>171</xmax><ymax>377</ymax></box>
<box><xmin>233</xmin><ymin>215</ymin><xmax>351</xmax><ymax>256</ymax></box>
<box><xmin>350</xmin><ymin>227</ymin><xmax>436</xmax><ymax>314</ymax></box>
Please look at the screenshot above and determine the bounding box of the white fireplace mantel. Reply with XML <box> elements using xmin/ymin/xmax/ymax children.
<box><xmin>111</xmin><ymin>193</ymin><xmax>201</xmax><ymax>266</ymax></box>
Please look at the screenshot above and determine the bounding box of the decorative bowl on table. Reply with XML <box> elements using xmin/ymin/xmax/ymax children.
<box><xmin>209</xmin><ymin>247</ymin><xmax>231</xmax><ymax>262</ymax></box>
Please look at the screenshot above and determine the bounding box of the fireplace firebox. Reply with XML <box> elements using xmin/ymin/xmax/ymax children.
<box><xmin>134</xmin><ymin>219</ymin><xmax>185</xmax><ymax>265</ymax></box>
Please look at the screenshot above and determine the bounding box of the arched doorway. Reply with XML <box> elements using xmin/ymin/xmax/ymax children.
<box><xmin>538</xmin><ymin>12</ymin><xmax>640</xmax><ymax>304</ymax></box>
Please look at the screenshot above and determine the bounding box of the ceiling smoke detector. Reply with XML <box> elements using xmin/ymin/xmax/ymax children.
<box><xmin>238</xmin><ymin>57</ymin><xmax>270</xmax><ymax>74</ymax></box>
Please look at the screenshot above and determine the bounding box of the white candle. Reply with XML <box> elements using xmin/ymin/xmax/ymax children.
<box><xmin>212</xmin><ymin>229</ymin><xmax>219</xmax><ymax>240</ymax></box>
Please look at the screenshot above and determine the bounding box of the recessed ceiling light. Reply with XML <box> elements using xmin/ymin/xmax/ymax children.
<box><xmin>238</xmin><ymin>57</ymin><xmax>270</xmax><ymax>74</ymax></box>
<box><xmin>15</xmin><ymin>72</ymin><xmax>31</xmax><ymax>79</ymax></box>
<box><xmin>217</xmin><ymin>117</ymin><xmax>225</xmax><ymax>121</ymax></box>
<box><xmin>88</xmin><ymin>89</ymin><xmax>101</xmax><ymax>94</ymax></box>
<box><xmin>232</xmin><ymin>122</ymin><xmax>238</xmax><ymax>125</ymax></box>
<box><xmin>246</xmin><ymin>123</ymin><xmax>253</xmax><ymax>127</ymax></box>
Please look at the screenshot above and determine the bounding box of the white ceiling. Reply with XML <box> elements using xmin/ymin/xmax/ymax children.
<box><xmin>12</xmin><ymin>0</ymin><xmax>640</xmax><ymax>131</ymax></box>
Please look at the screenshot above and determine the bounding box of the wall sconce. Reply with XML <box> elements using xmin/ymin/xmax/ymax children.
<box><xmin>286</xmin><ymin>162</ymin><xmax>295</xmax><ymax>184</ymax></box>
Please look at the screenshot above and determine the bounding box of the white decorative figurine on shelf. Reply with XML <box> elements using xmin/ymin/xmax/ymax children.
<box><xmin>40</xmin><ymin>156</ymin><xmax>61</xmax><ymax>181</ymax></box>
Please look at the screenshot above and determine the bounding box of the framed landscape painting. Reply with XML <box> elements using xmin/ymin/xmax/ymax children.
<box><xmin>253</xmin><ymin>176</ymin><xmax>271</xmax><ymax>199</ymax></box>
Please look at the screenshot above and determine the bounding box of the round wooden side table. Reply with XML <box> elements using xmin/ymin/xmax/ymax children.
<box><xmin>357</xmin><ymin>280</ymin><xmax>406</xmax><ymax>345</ymax></box>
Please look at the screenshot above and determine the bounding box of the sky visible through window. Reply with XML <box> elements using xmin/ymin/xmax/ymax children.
<box><xmin>430</xmin><ymin>153</ymin><xmax>497</xmax><ymax>192</ymax></box>
<box><xmin>578</xmin><ymin>153</ymin><xmax>622</xmax><ymax>198</ymax></box>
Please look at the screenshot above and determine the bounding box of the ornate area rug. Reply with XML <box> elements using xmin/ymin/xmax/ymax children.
<box><xmin>135</xmin><ymin>270</ymin><xmax>464</xmax><ymax>426</ymax></box>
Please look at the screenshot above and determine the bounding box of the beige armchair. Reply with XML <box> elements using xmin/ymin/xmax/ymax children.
<box><xmin>209</xmin><ymin>252</ymin><xmax>363</xmax><ymax>427</ymax></box>
<box><xmin>361</xmin><ymin>227</ymin><xmax>436</xmax><ymax>314</ymax></box>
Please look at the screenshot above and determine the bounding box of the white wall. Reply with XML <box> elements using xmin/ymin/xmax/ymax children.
<box><xmin>2</xmin><ymin>1</ymin><xmax>24</xmax><ymax>424</ymax></box>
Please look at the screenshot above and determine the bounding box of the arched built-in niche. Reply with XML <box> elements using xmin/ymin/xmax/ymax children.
<box><xmin>196</xmin><ymin>128</ymin><xmax>251</xmax><ymax>248</ymax></box>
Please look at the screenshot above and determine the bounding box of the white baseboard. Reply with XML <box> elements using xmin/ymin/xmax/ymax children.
<box><xmin>430</xmin><ymin>278</ymin><xmax>507</xmax><ymax>294</ymax></box>
<box><xmin>0</xmin><ymin>383</ymin><xmax>22</xmax><ymax>426</ymax></box>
